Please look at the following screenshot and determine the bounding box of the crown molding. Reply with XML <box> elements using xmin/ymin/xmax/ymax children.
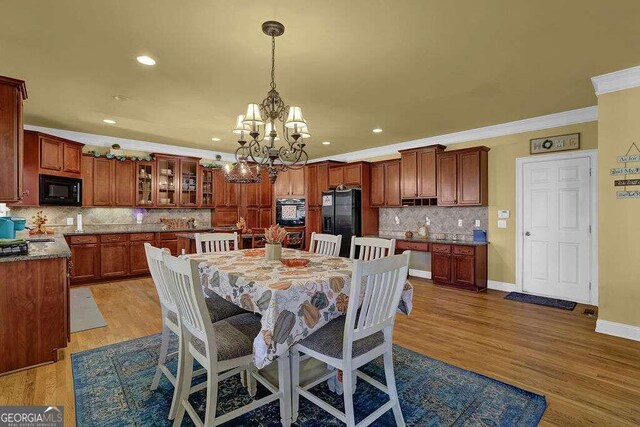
<box><xmin>592</xmin><ymin>66</ymin><xmax>640</xmax><ymax>96</ymax></box>
<box><xmin>23</xmin><ymin>125</ymin><xmax>238</xmax><ymax>162</ymax></box>
<box><xmin>312</xmin><ymin>106</ymin><xmax>598</xmax><ymax>163</ymax></box>
<box><xmin>26</xmin><ymin>105</ymin><xmax>598</xmax><ymax>165</ymax></box>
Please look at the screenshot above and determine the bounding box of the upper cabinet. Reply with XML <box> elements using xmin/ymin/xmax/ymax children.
<box><xmin>437</xmin><ymin>146</ymin><xmax>489</xmax><ymax>206</ymax></box>
<box><xmin>399</xmin><ymin>145</ymin><xmax>445</xmax><ymax>200</ymax></box>
<box><xmin>274</xmin><ymin>168</ymin><xmax>305</xmax><ymax>198</ymax></box>
<box><xmin>306</xmin><ymin>161</ymin><xmax>339</xmax><ymax>207</ymax></box>
<box><xmin>0</xmin><ymin>76</ymin><xmax>27</xmax><ymax>203</ymax></box>
<box><xmin>136</xmin><ymin>162</ymin><xmax>155</xmax><ymax>207</ymax></box>
<box><xmin>38</xmin><ymin>133</ymin><xmax>84</xmax><ymax>177</ymax></box>
<box><xmin>199</xmin><ymin>167</ymin><xmax>215</xmax><ymax>208</ymax></box>
<box><xmin>179</xmin><ymin>159</ymin><xmax>198</xmax><ymax>207</ymax></box>
<box><xmin>214</xmin><ymin>169</ymin><xmax>239</xmax><ymax>208</ymax></box>
<box><xmin>328</xmin><ymin>162</ymin><xmax>364</xmax><ymax>188</ymax></box>
<box><xmin>156</xmin><ymin>156</ymin><xmax>178</xmax><ymax>207</ymax></box>
<box><xmin>370</xmin><ymin>160</ymin><xmax>401</xmax><ymax>207</ymax></box>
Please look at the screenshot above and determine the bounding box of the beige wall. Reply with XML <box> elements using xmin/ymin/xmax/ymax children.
<box><xmin>364</xmin><ymin>121</ymin><xmax>599</xmax><ymax>285</ymax></box>
<box><xmin>597</xmin><ymin>86</ymin><xmax>640</xmax><ymax>327</ymax></box>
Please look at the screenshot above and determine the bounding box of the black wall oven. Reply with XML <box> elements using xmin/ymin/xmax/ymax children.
<box><xmin>275</xmin><ymin>198</ymin><xmax>305</xmax><ymax>226</ymax></box>
<box><xmin>39</xmin><ymin>175</ymin><xmax>82</xmax><ymax>206</ymax></box>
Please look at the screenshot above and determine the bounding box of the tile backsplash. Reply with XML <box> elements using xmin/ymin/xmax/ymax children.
<box><xmin>8</xmin><ymin>207</ymin><xmax>212</xmax><ymax>228</ymax></box>
<box><xmin>379</xmin><ymin>206</ymin><xmax>488</xmax><ymax>241</ymax></box>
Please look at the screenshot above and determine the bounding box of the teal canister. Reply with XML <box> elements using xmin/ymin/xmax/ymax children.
<box><xmin>0</xmin><ymin>217</ymin><xmax>16</xmax><ymax>239</ymax></box>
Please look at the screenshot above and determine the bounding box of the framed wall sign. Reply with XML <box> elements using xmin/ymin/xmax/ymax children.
<box><xmin>530</xmin><ymin>133</ymin><xmax>580</xmax><ymax>155</ymax></box>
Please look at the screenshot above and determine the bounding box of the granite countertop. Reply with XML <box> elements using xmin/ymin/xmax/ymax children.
<box><xmin>373</xmin><ymin>234</ymin><xmax>490</xmax><ymax>246</ymax></box>
<box><xmin>58</xmin><ymin>224</ymin><xmax>215</xmax><ymax>235</ymax></box>
<box><xmin>0</xmin><ymin>235</ymin><xmax>71</xmax><ymax>263</ymax></box>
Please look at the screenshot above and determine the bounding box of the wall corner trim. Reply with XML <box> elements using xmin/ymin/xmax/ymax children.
<box><xmin>408</xmin><ymin>269</ymin><xmax>431</xmax><ymax>279</ymax></box>
<box><xmin>595</xmin><ymin>319</ymin><xmax>640</xmax><ymax>342</ymax></box>
<box><xmin>487</xmin><ymin>280</ymin><xmax>516</xmax><ymax>292</ymax></box>
<box><xmin>592</xmin><ymin>65</ymin><xmax>640</xmax><ymax>96</ymax></box>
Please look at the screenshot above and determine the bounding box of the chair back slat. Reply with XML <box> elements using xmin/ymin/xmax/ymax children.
<box><xmin>344</xmin><ymin>252</ymin><xmax>409</xmax><ymax>348</ymax></box>
<box><xmin>145</xmin><ymin>243</ymin><xmax>177</xmax><ymax>313</ymax></box>
<box><xmin>195</xmin><ymin>232</ymin><xmax>238</xmax><ymax>254</ymax></box>
<box><xmin>309</xmin><ymin>232</ymin><xmax>342</xmax><ymax>257</ymax></box>
<box><xmin>349</xmin><ymin>236</ymin><xmax>395</xmax><ymax>261</ymax></box>
<box><xmin>162</xmin><ymin>252</ymin><xmax>213</xmax><ymax>347</ymax></box>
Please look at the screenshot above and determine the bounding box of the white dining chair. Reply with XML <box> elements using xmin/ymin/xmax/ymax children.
<box><xmin>162</xmin><ymin>252</ymin><xmax>293</xmax><ymax>427</ymax></box>
<box><xmin>145</xmin><ymin>243</ymin><xmax>248</xmax><ymax>420</ymax></box>
<box><xmin>195</xmin><ymin>232</ymin><xmax>239</xmax><ymax>254</ymax></box>
<box><xmin>291</xmin><ymin>252</ymin><xmax>410</xmax><ymax>427</ymax></box>
<box><xmin>309</xmin><ymin>232</ymin><xmax>342</xmax><ymax>257</ymax></box>
<box><xmin>349</xmin><ymin>236</ymin><xmax>396</xmax><ymax>261</ymax></box>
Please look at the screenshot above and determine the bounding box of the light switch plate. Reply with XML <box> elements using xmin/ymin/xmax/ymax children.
<box><xmin>66</xmin><ymin>217</ymin><xmax>74</xmax><ymax>225</ymax></box>
<box><xmin>475</xmin><ymin>220</ymin><xmax>481</xmax><ymax>227</ymax></box>
<box><xmin>497</xmin><ymin>219</ymin><xmax>507</xmax><ymax>229</ymax></box>
<box><xmin>458</xmin><ymin>219</ymin><xmax>463</xmax><ymax>227</ymax></box>
<box><xmin>498</xmin><ymin>210</ymin><xmax>510</xmax><ymax>219</ymax></box>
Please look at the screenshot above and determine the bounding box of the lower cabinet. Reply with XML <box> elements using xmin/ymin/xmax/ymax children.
<box><xmin>431</xmin><ymin>243</ymin><xmax>487</xmax><ymax>292</ymax></box>
<box><xmin>66</xmin><ymin>231</ymin><xmax>177</xmax><ymax>284</ymax></box>
<box><xmin>306</xmin><ymin>206</ymin><xmax>322</xmax><ymax>243</ymax></box>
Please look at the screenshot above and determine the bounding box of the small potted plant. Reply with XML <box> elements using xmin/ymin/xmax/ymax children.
<box><xmin>264</xmin><ymin>225</ymin><xmax>287</xmax><ymax>261</ymax></box>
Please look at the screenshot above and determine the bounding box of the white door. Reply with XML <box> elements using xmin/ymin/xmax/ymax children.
<box><xmin>522</xmin><ymin>156</ymin><xmax>591</xmax><ymax>302</ymax></box>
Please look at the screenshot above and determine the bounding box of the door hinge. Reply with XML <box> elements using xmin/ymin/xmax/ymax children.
<box><xmin>589</xmin><ymin>225</ymin><xmax>592</xmax><ymax>233</ymax></box>
<box><xmin>589</xmin><ymin>281</ymin><xmax>592</xmax><ymax>291</ymax></box>
<box><xmin>589</xmin><ymin>168</ymin><xmax>592</xmax><ymax>176</ymax></box>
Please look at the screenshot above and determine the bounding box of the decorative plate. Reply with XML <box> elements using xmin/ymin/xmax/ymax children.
<box><xmin>244</xmin><ymin>249</ymin><xmax>265</xmax><ymax>257</ymax></box>
<box><xmin>281</xmin><ymin>258</ymin><xmax>310</xmax><ymax>267</ymax></box>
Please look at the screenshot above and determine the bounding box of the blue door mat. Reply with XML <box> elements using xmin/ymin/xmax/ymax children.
<box><xmin>504</xmin><ymin>292</ymin><xmax>577</xmax><ymax>310</ymax></box>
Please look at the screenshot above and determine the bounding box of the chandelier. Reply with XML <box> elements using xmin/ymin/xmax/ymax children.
<box><xmin>227</xmin><ymin>21</ymin><xmax>310</xmax><ymax>184</ymax></box>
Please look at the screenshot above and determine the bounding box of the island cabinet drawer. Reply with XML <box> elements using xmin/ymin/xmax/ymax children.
<box><xmin>101</xmin><ymin>234</ymin><xmax>128</xmax><ymax>243</ymax></box>
<box><xmin>431</xmin><ymin>243</ymin><xmax>452</xmax><ymax>254</ymax></box>
<box><xmin>453</xmin><ymin>245</ymin><xmax>475</xmax><ymax>256</ymax></box>
<box><xmin>130</xmin><ymin>233</ymin><xmax>155</xmax><ymax>242</ymax></box>
<box><xmin>68</xmin><ymin>235</ymin><xmax>98</xmax><ymax>245</ymax></box>
<box><xmin>159</xmin><ymin>233</ymin><xmax>177</xmax><ymax>241</ymax></box>
<box><xmin>396</xmin><ymin>240</ymin><xmax>430</xmax><ymax>252</ymax></box>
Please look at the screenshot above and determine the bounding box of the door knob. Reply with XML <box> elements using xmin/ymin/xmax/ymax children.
<box><xmin>525</xmin><ymin>231</ymin><xmax>531</xmax><ymax>236</ymax></box>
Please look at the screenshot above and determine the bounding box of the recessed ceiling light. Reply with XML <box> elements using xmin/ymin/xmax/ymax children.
<box><xmin>322</xmin><ymin>141</ymin><xmax>331</xmax><ymax>145</ymax></box>
<box><xmin>113</xmin><ymin>95</ymin><xmax>130</xmax><ymax>102</ymax></box>
<box><xmin>372</xmin><ymin>128</ymin><xmax>383</xmax><ymax>133</ymax></box>
<box><xmin>103</xmin><ymin>119</ymin><xmax>116</xmax><ymax>124</ymax></box>
<box><xmin>136</xmin><ymin>55</ymin><xmax>156</xmax><ymax>66</ymax></box>
<box><xmin>211</xmin><ymin>137</ymin><xmax>221</xmax><ymax>142</ymax></box>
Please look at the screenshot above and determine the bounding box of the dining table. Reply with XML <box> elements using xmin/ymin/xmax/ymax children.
<box><xmin>187</xmin><ymin>248</ymin><xmax>414</xmax><ymax>369</ymax></box>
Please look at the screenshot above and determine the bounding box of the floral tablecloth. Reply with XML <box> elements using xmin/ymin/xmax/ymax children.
<box><xmin>188</xmin><ymin>248</ymin><xmax>413</xmax><ymax>368</ymax></box>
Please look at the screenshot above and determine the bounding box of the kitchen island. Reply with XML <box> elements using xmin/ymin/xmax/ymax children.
<box><xmin>0</xmin><ymin>236</ymin><xmax>71</xmax><ymax>375</ymax></box>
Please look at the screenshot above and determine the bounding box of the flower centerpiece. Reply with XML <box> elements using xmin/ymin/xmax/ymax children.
<box><xmin>236</xmin><ymin>217</ymin><xmax>248</xmax><ymax>234</ymax></box>
<box><xmin>264</xmin><ymin>225</ymin><xmax>287</xmax><ymax>261</ymax></box>
<box><xmin>30</xmin><ymin>210</ymin><xmax>49</xmax><ymax>234</ymax></box>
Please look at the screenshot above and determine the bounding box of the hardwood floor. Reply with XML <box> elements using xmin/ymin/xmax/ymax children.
<box><xmin>0</xmin><ymin>276</ymin><xmax>639</xmax><ymax>426</ymax></box>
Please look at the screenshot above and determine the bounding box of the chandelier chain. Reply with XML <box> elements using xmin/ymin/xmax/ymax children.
<box><xmin>270</xmin><ymin>35</ymin><xmax>276</xmax><ymax>90</ymax></box>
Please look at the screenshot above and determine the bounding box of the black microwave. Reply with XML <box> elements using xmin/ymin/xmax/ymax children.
<box><xmin>39</xmin><ymin>175</ymin><xmax>82</xmax><ymax>206</ymax></box>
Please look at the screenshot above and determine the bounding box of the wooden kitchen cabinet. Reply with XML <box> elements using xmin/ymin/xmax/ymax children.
<box><xmin>214</xmin><ymin>169</ymin><xmax>239</xmax><ymax>208</ymax></box>
<box><xmin>400</xmin><ymin>145</ymin><xmax>445</xmax><ymax>199</ymax></box>
<box><xmin>240</xmin><ymin>169</ymin><xmax>272</xmax><ymax>229</ymax></box>
<box><xmin>39</xmin><ymin>134</ymin><xmax>83</xmax><ymax>177</ymax></box>
<box><xmin>136</xmin><ymin>161</ymin><xmax>155</xmax><ymax>207</ymax></box>
<box><xmin>329</xmin><ymin>162</ymin><xmax>364</xmax><ymax>188</ymax></box>
<box><xmin>431</xmin><ymin>243</ymin><xmax>488</xmax><ymax>292</ymax></box>
<box><xmin>93</xmin><ymin>158</ymin><xmax>115</xmax><ymax>206</ymax></box>
<box><xmin>306</xmin><ymin>206</ymin><xmax>322</xmax><ymax>240</ymax></box>
<box><xmin>328</xmin><ymin>167</ymin><xmax>344</xmax><ymax>188</ymax></box>
<box><xmin>0</xmin><ymin>76</ymin><xmax>27</xmax><ymax>203</ymax></box>
<box><xmin>100</xmin><ymin>235</ymin><xmax>129</xmax><ymax>278</ymax></box>
<box><xmin>114</xmin><ymin>161</ymin><xmax>135</xmax><ymax>207</ymax></box>
<box><xmin>81</xmin><ymin>155</ymin><xmax>95</xmax><ymax>206</ymax></box>
<box><xmin>129</xmin><ymin>233</ymin><xmax>155</xmax><ymax>275</ymax></box>
<box><xmin>200</xmin><ymin>168</ymin><xmax>215</xmax><ymax>208</ymax></box>
<box><xmin>274</xmin><ymin>168</ymin><xmax>305</xmax><ymax>197</ymax></box>
<box><xmin>68</xmin><ymin>237</ymin><xmax>100</xmax><ymax>282</ymax></box>
<box><xmin>371</xmin><ymin>160</ymin><xmax>401</xmax><ymax>207</ymax></box>
<box><xmin>180</xmin><ymin>158</ymin><xmax>199</xmax><ymax>207</ymax></box>
<box><xmin>437</xmin><ymin>146</ymin><xmax>489</xmax><ymax>206</ymax></box>
<box><xmin>158</xmin><ymin>232</ymin><xmax>179</xmax><ymax>256</ymax></box>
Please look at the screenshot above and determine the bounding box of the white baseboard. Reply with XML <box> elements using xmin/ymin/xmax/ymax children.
<box><xmin>595</xmin><ymin>319</ymin><xmax>640</xmax><ymax>342</ymax></box>
<box><xmin>487</xmin><ymin>280</ymin><xmax>516</xmax><ymax>292</ymax></box>
<box><xmin>409</xmin><ymin>269</ymin><xmax>431</xmax><ymax>279</ymax></box>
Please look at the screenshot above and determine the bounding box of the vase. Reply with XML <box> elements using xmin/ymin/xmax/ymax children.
<box><xmin>265</xmin><ymin>243</ymin><xmax>282</xmax><ymax>261</ymax></box>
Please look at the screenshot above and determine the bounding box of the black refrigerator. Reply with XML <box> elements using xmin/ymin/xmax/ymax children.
<box><xmin>322</xmin><ymin>188</ymin><xmax>361</xmax><ymax>257</ymax></box>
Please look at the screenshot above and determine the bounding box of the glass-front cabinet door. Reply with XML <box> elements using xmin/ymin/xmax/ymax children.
<box><xmin>136</xmin><ymin>162</ymin><xmax>155</xmax><ymax>206</ymax></box>
<box><xmin>180</xmin><ymin>159</ymin><xmax>199</xmax><ymax>207</ymax></box>
<box><xmin>200</xmin><ymin>168</ymin><xmax>215</xmax><ymax>207</ymax></box>
<box><xmin>157</xmin><ymin>156</ymin><xmax>178</xmax><ymax>207</ymax></box>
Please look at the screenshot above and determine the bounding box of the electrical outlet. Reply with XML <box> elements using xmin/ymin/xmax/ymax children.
<box><xmin>425</xmin><ymin>217</ymin><xmax>430</xmax><ymax>226</ymax></box>
<box><xmin>475</xmin><ymin>220</ymin><xmax>481</xmax><ymax>227</ymax></box>
<box><xmin>394</xmin><ymin>215</ymin><xmax>400</xmax><ymax>225</ymax></box>
<box><xmin>458</xmin><ymin>219</ymin><xmax>463</xmax><ymax>227</ymax></box>
<box><xmin>66</xmin><ymin>217</ymin><xmax>74</xmax><ymax>225</ymax></box>
<box><xmin>497</xmin><ymin>220</ymin><xmax>507</xmax><ymax>229</ymax></box>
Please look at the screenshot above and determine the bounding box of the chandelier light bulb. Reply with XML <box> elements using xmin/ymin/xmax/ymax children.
<box><xmin>243</xmin><ymin>104</ymin><xmax>264</xmax><ymax>126</ymax></box>
<box><xmin>285</xmin><ymin>106</ymin><xmax>306</xmax><ymax>129</ymax></box>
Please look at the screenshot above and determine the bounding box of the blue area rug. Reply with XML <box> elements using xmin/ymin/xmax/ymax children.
<box><xmin>72</xmin><ymin>334</ymin><xmax>546</xmax><ymax>426</ymax></box>
<box><xmin>505</xmin><ymin>292</ymin><xmax>577</xmax><ymax>310</ymax></box>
